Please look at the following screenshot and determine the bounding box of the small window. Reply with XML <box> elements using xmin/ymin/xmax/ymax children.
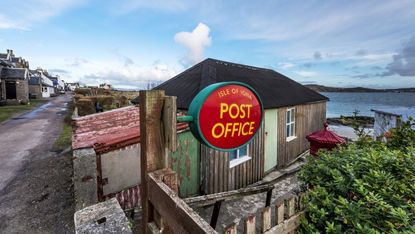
<box><xmin>286</xmin><ymin>108</ymin><xmax>296</xmax><ymax>141</ymax></box>
<box><xmin>229</xmin><ymin>145</ymin><xmax>251</xmax><ymax>168</ymax></box>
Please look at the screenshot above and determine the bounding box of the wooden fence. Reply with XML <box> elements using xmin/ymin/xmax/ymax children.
<box><xmin>223</xmin><ymin>194</ymin><xmax>305</xmax><ymax>234</ymax></box>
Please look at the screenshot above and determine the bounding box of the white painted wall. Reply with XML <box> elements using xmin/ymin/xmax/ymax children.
<box><xmin>100</xmin><ymin>143</ymin><xmax>141</xmax><ymax>196</ymax></box>
<box><xmin>373</xmin><ymin>112</ymin><xmax>398</xmax><ymax>139</ymax></box>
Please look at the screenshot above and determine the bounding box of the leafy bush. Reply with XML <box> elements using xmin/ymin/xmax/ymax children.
<box><xmin>387</xmin><ymin>117</ymin><xmax>415</xmax><ymax>152</ymax></box>
<box><xmin>299</xmin><ymin>144</ymin><xmax>415</xmax><ymax>233</ymax></box>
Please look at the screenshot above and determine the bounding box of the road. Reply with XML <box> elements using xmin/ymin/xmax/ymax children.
<box><xmin>0</xmin><ymin>94</ymin><xmax>75</xmax><ymax>233</ymax></box>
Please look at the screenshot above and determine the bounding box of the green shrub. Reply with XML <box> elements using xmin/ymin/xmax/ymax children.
<box><xmin>387</xmin><ymin>117</ymin><xmax>415</xmax><ymax>152</ymax></box>
<box><xmin>299</xmin><ymin>145</ymin><xmax>415</xmax><ymax>233</ymax></box>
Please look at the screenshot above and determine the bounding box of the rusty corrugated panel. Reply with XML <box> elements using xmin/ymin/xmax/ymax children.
<box><xmin>72</xmin><ymin>106</ymin><xmax>140</xmax><ymax>150</ymax></box>
<box><xmin>103</xmin><ymin>185</ymin><xmax>140</xmax><ymax>210</ymax></box>
<box><xmin>72</xmin><ymin>106</ymin><xmax>189</xmax><ymax>152</ymax></box>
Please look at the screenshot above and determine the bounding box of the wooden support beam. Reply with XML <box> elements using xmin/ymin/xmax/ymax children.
<box><xmin>162</xmin><ymin>96</ymin><xmax>177</xmax><ymax>153</ymax></box>
<box><xmin>184</xmin><ymin>183</ymin><xmax>274</xmax><ymax>207</ymax></box>
<box><xmin>148</xmin><ymin>172</ymin><xmax>216</xmax><ymax>234</ymax></box>
<box><xmin>210</xmin><ymin>200</ymin><xmax>223</xmax><ymax>229</ymax></box>
<box><xmin>140</xmin><ymin>90</ymin><xmax>166</xmax><ymax>234</ymax></box>
<box><xmin>265</xmin><ymin>189</ymin><xmax>273</xmax><ymax>207</ymax></box>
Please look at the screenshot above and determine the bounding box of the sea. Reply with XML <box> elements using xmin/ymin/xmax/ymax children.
<box><xmin>321</xmin><ymin>92</ymin><xmax>415</xmax><ymax>118</ymax></box>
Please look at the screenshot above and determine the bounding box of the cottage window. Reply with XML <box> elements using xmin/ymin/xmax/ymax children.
<box><xmin>286</xmin><ymin>108</ymin><xmax>296</xmax><ymax>141</ymax></box>
<box><xmin>229</xmin><ymin>145</ymin><xmax>251</xmax><ymax>168</ymax></box>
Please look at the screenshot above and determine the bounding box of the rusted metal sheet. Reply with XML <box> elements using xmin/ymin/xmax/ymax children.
<box><xmin>72</xmin><ymin>106</ymin><xmax>140</xmax><ymax>150</ymax></box>
<box><xmin>72</xmin><ymin>106</ymin><xmax>188</xmax><ymax>153</ymax></box>
<box><xmin>103</xmin><ymin>185</ymin><xmax>140</xmax><ymax>210</ymax></box>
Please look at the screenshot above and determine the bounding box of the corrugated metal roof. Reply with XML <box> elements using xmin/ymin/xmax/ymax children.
<box><xmin>371</xmin><ymin>107</ymin><xmax>415</xmax><ymax>122</ymax></box>
<box><xmin>150</xmin><ymin>58</ymin><xmax>328</xmax><ymax>109</ymax></box>
<box><xmin>72</xmin><ymin>106</ymin><xmax>140</xmax><ymax>151</ymax></box>
<box><xmin>72</xmin><ymin>106</ymin><xmax>188</xmax><ymax>153</ymax></box>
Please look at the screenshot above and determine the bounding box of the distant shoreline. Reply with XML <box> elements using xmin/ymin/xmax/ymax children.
<box><xmin>327</xmin><ymin>116</ymin><xmax>374</xmax><ymax>128</ymax></box>
<box><xmin>305</xmin><ymin>84</ymin><xmax>415</xmax><ymax>93</ymax></box>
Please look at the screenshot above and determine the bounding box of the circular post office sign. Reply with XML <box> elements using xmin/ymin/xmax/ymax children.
<box><xmin>188</xmin><ymin>82</ymin><xmax>263</xmax><ymax>151</ymax></box>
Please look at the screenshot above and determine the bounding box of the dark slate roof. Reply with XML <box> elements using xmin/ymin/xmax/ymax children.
<box><xmin>1</xmin><ymin>68</ymin><xmax>28</xmax><ymax>79</ymax></box>
<box><xmin>151</xmin><ymin>58</ymin><xmax>328</xmax><ymax>109</ymax></box>
<box><xmin>29</xmin><ymin>76</ymin><xmax>41</xmax><ymax>85</ymax></box>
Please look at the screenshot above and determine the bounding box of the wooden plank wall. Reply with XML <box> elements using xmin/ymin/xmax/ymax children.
<box><xmin>201</xmin><ymin>121</ymin><xmax>265</xmax><ymax>194</ymax></box>
<box><xmin>277</xmin><ymin>101</ymin><xmax>326</xmax><ymax>168</ymax></box>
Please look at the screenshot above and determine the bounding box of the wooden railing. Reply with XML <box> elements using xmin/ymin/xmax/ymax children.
<box><xmin>223</xmin><ymin>194</ymin><xmax>305</xmax><ymax>234</ymax></box>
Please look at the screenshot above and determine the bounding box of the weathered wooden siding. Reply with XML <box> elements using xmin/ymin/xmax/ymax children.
<box><xmin>277</xmin><ymin>101</ymin><xmax>326</xmax><ymax>168</ymax></box>
<box><xmin>201</xmin><ymin>121</ymin><xmax>265</xmax><ymax>194</ymax></box>
<box><xmin>169</xmin><ymin>131</ymin><xmax>200</xmax><ymax>198</ymax></box>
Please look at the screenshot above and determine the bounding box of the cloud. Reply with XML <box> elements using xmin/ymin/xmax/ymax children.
<box><xmin>66</xmin><ymin>58</ymin><xmax>90</xmax><ymax>67</ymax></box>
<box><xmin>371</xmin><ymin>66</ymin><xmax>382</xmax><ymax>70</ymax></box>
<box><xmin>355</xmin><ymin>49</ymin><xmax>368</xmax><ymax>56</ymax></box>
<box><xmin>113</xmin><ymin>0</ymin><xmax>192</xmax><ymax>14</ymax></box>
<box><xmin>174</xmin><ymin>22</ymin><xmax>212</xmax><ymax>66</ymax></box>
<box><xmin>79</xmin><ymin>60</ymin><xmax>178</xmax><ymax>89</ymax></box>
<box><xmin>382</xmin><ymin>36</ymin><xmax>415</xmax><ymax>77</ymax></box>
<box><xmin>313</xmin><ymin>51</ymin><xmax>322</xmax><ymax>60</ymax></box>
<box><xmin>352</xmin><ymin>74</ymin><xmax>374</xmax><ymax>79</ymax></box>
<box><xmin>302</xmin><ymin>62</ymin><xmax>314</xmax><ymax>68</ymax></box>
<box><xmin>277</xmin><ymin>62</ymin><xmax>294</xmax><ymax>69</ymax></box>
<box><xmin>111</xmin><ymin>49</ymin><xmax>135</xmax><ymax>67</ymax></box>
<box><xmin>0</xmin><ymin>0</ymin><xmax>85</xmax><ymax>30</ymax></box>
<box><xmin>295</xmin><ymin>70</ymin><xmax>318</xmax><ymax>78</ymax></box>
<box><xmin>48</xmin><ymin>69</ymin><xmax>69</xmax><ymax>74</ymax></box>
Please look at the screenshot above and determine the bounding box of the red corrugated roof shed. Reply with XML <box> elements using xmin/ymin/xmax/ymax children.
<box><xmin>72</xmin><ymin>106</ymin><xmax>188</xmax><ymax>154</ymax></box>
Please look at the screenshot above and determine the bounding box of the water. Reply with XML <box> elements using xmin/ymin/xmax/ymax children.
<box><xmin>321</xmin><ymin>92</ymin><xmax>415</xmax><ymax>118</ymax></box>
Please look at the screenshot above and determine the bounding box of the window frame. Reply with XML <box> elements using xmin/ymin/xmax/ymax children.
<box><xmin>286</xmin><ymin>107</ymin><xmax>296</xmax><ymax>141</ymax></box>
<box><xmin>229</xmin><ymin>144</ymin><xmax>251</xmax><ymax>168</ymax></box>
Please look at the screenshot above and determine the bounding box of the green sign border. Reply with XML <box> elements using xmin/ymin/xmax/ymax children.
<box><xmin>188</xmin><ymin>82</ymin><xmax>264</xmax><ymax>152</ymax></box>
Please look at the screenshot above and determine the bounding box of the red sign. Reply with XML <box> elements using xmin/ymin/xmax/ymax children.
<box><xmin>189</xmin><ymin>83</ymin><xmax>263</xmax><ymax>150</ymax></box>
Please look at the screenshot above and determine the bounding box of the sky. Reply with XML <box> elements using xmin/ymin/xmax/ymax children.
<box><xmin>1</xmin><ymin>0</ymin><xmax>415</xmax><ymax>89</ymax></box>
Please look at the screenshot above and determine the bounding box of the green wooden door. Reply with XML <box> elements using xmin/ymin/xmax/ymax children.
<box><xmin>170</xmin><ymin>131</ymin><xmax>200</xmax><ymax>198</ymax></box>
<box><xmin>264</xmin><ymin>109</ymin><xmax>278</xmax><ymax>172</ymax></box>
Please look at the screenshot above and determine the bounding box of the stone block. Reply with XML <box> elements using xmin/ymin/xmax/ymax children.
<box><xmin>74</xmin><ymin>198</ymin><xmax>132</xmax><ymax>234</ymax></box>
<box><xmin>73</xmin><ymin>148</ymin><xmax>98</xmax><ymax>211</ymax></box>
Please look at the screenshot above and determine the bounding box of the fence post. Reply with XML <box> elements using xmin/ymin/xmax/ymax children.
<box><xmin>261</xmin><ymin>206</ymin><xmax>271</xmax><ymax>232</ymax></box>
<box><xmin>140</xmin><ymin>90</ymin><xmax>166</xmax><ymax>234</ymax></box>
<box><xmin>286</xmin><ymin>197</ymin><xmax>296</xmax><ymax>218</ymax></box>
<box><xmin>244</xmin><ymin>215</ymin><xmax>256</xmax><ymax>234</ymax></box>
<box><xmin>275</xmin><ymin>201</ymin><xmax>284</xmax><ymax>225</ymax></box>
<box><xmin>224</xmin><ymin>223</ymin><xmax>237</xmax><ymax>234</ymax></box>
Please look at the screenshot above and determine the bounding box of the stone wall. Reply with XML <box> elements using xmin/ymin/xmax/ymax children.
<box><xmin>15</xmin><ymin>79</ymin><xmax>29</xmax><ymax>102</ymax></box>
<box><xmin>29</xmin><ymin>84</ymin><xmax>42</xmax><ymax>99</ymax></box>
<box><xmin>0</xmin><ymin>80</ymin><xmax>5</xmax><ymax>101</ymax></box>
<box><xmin>73</xmin><ymin>148</ymin><xmax>98</xmax><ymax>211</ymax></box>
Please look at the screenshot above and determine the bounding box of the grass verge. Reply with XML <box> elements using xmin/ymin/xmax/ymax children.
<box><xmin>53</xmin><ymin>100</ymin><xmax>74</xmax><ymax>152</ymax></box>
<box><xmin>52</xmin><ymin>123</ymin><xmax>72</xmax><ymax>152</ymax></box>
<box><xmin>0</xmin><ymin>99</ymin><xmax>49</xmax><ymax>123</ymax></box>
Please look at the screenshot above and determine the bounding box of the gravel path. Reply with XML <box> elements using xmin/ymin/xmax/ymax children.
<box><xmin>0</xmin><ymin>94</ymin><xmax>75</xmax><ymax>233</ymax></box>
